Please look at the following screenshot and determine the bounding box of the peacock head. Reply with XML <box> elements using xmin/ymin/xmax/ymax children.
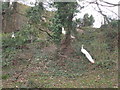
<box><xmin>82</xmin><ymin>44</ymin><xmax>84</xmax><ymax>48</ymax></box>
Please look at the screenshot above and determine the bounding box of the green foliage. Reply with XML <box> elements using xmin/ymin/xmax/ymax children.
<box><xmin>74</xmin><ymin>18</ymin><xmax>83</xmax><ymax>27</ymax></box>
<box><xmin>75</xmin><ymin>14</ymin><xmax>95</xmax><ymax>27</ymax></box>
<box><xmin>26</xmin><ymin>2</ymin><xmax>44</xmax><ymax>24</ymax></box>
<box><xmin>73</xmin><ymin>26</ymin><xmax>117</xmax><ymax>70</ymax></box>
<box><xmin>96</xmin><ymin>60</ymin><xmax>116</xmax><ymax>69</ymax></box>
<box><xmin>49</xmin><ymin>2</ymin><xmax>78</xmax><ymax>44</ymax></box>
<box><xmin>101</xmin><ymin>26</ymin><xmax>118</xmax><ymax>52</ymax></box>
<box><xmin>109</xmin><ymin>20</ymin><xmax>119</xmax><ymax>28</ymax></box>
<box><xmin>27</xmin><ymin>80</ymin><xmax>40</xmax><ymax>88</ymax></box>
<box><xmin>3</xmin><ymin>25</ymin><xmax>37</xmax><ymax>49</ymax></box>
<box><xmin>100</xmin><ymin>24</ymin><xmax>108</xmax><ymax>28</ymax></box>
<box><xmin>2</xmin><ymin>74</ymin><xmax>10</xmax><ymax>80</ymax></box>
<box><xmin>2</xmin><ymin>1</ymin><xmax>118</xmax><ymax>88</ymax></box>
<box><xmin>2</xmin><ymin>24</ymin><xmax>40</xmax><ymax>67</ymax></box>
<box><xmin>83</xmin><ymin>13</ymin><xmax>95</xmax><ymax>26</ymax></box>
<box><xmin>101</xmin><ymin>19</ymin><xmax>119</xmax><ymax>28</ymax></box>
<box><xmin>2</xmin><ymin>2</ymin><xmax>9</xmax><ymax>10</ymax></box>
<box><xmin>89</xmin><ymin>15</ymin><xmax>95</xmax><ymax>26</ymax></box>
<box><xmin>49</xmin><ymin>14</ymin><xmax>62</xmax><ymax>44</ymax></box>
<box><xmin>2</xmin><ymin>26</ymin><xmax>118</xmax><ymax>88</ymax></box>
<box><xmin>2</xmin><ymin>2</ymin><xmax>14</xmax><ymax>18</ymax></box>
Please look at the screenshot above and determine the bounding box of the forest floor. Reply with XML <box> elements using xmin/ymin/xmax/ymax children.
<box><xmin>2</xmin><ymin>27</ymin><xmax>118</xmax><ymax>88</ymax></box>
<box><xmin>2</xmin><ymin>42</ymin><xmax>118</xmax><ymax>88</ymax></box>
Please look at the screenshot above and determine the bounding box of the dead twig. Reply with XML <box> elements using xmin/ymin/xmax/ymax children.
<box><xmin>38</xmin><ymin>28</ymin><xmax>53</xmax><ymax>38</ymax></box>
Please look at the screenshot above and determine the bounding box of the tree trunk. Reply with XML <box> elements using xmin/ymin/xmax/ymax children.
<box><xmin>2</xmin><ymin>2</ymin><xmax>18</xmax><ymax>32</ymax></box>
<box><xmin>60</xmin><ymin>14</ymin><xmax>74</xmax><ymax>56</ymax></box>
<box><xmin>12</xmin><ymin>2</ymin><xmax>17</xmax><ymax>31</ymax></box>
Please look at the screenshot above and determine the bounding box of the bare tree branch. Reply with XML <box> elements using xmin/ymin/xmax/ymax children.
<box><xmin>38</xmin><ymin>28</ymin><xmax>53</xmax><ymax>38</ymax></box>
<box><xmin>84</xmin><ymin>0</ymin><xmax>119</xmax><ymax>24</ymax></box>
<box><xmin>104</xmin><ymin>7</ymin><xmax>120</xmax><ymax>19</ymax></box>
<box><xmin>96</xmin><ymin>1</ymin><xmax>110</xmax><ymax>24</ymax></box>
<box><xmin>91</xmin><ymin>5</ymin><xmax>109</xmax><ymax>24</ymax></box>
<box><xmin>86</xmin><ymin>0</ymin><xmax>120</xmax><ymax>7</ymax></box>
<box><xmin>100</xmin><ymin>0</ymin><xmax>120</xmax><ymax>6</ymax></box>
<box><xmin>86</xmin><ymin>1</ymin><xmax>118</xmax><ymax>7</ymax></box>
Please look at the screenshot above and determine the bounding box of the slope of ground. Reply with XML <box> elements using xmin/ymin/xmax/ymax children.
<box><xmin>2</xmin><ymin>26</ymin><xmax>118</xmax><ymax>88</ymax></box>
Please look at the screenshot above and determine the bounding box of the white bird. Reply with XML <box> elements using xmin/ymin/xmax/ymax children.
<box><xmin>62</xmin><ymin>27</ymin><xmax>66</xmax><ymax>35</ymax></box>
<box><xmin>62</xmin><ymin>27</ymin><xmax>75</xmax><ymax>39</ymax></box>
<box><xmin>71</xmin><ymin>35</ymin><xmax>75</xmax><ymax>39</ymax></box>
<box><xmin>81</xmin><ymin>44</ymin><xmax>95</xmax><ymax>63</ymax></box>
<box><xmin>11</xmin><ymin>32</ymin><xmax>15</xmax><ymax>38</ymax></box>
<box><xmin>10</xmin><ymin>1</ymin><xmax>12</xmax><ymax>5</ymax></box>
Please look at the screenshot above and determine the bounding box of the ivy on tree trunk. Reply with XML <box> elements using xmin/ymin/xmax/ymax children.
<box><xmin>50</xmin><ymin>2</ymin><xmax>77</xmax><ymax>55</ymax></box>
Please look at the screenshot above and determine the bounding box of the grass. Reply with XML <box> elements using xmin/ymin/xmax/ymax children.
<box><xmin>2</xmin><ymin>26</ymin><xmax>118</xmax><ymax>88</ymax></box>
<box><xmin>2</xmin><ymin>74</ymin><xmax>10</xmax><ymax>80</ymax></box>
<box><xmin>17</xmin><ymin>67</ymin><xmax>116</xmax><ymax>88</ymax></box>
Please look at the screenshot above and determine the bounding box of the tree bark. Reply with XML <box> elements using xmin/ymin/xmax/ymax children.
<box><xmin>60</xmin><ymin>14</ymin><xmax>74</xmax><ymax>56</ymax></box>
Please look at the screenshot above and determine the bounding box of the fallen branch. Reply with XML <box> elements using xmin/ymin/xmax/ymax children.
<box><xmin>38</xmin><ymin>28</ymin><xmax>53</xmax><ymax>38</ymax></box>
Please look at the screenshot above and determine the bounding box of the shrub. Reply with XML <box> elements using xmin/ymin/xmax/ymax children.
<box><xmin>2</xmin><ymin>24</ymin><xmax>40</xmax><ymax>67</ymax></box>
